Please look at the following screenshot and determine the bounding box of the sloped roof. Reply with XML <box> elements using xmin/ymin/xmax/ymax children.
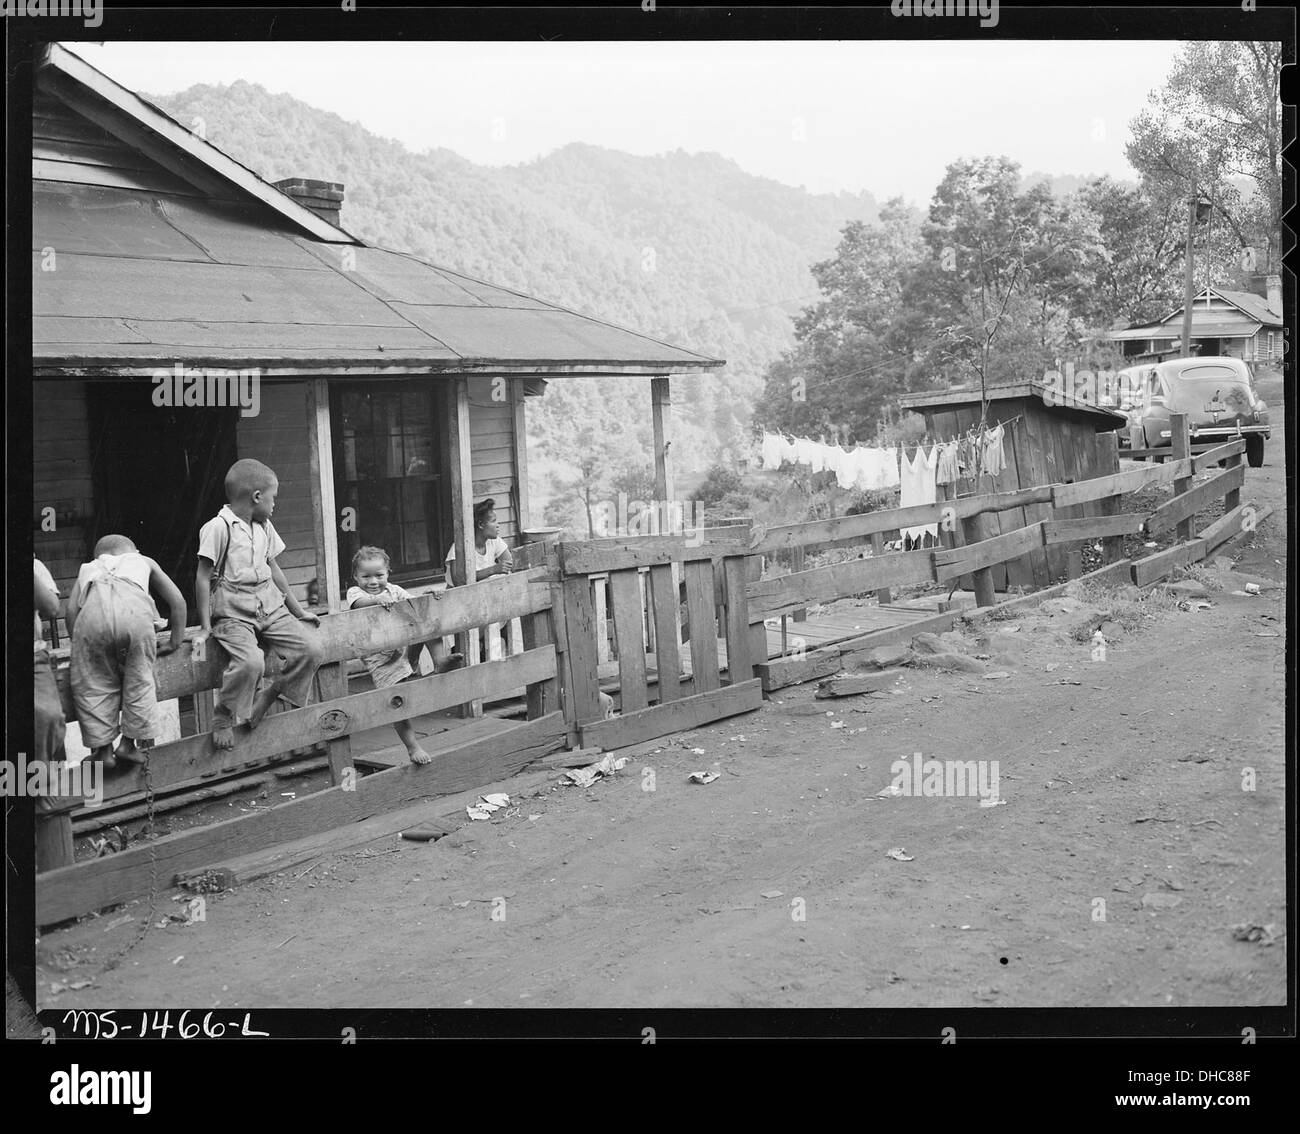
<box><xmin>1214</xmin><ymin>288</ymin><xmax>1282</xmax><ymax>325</ymax></box>
<box><xmin>33</xmin><ymin>46</ymin><xmax>722</xmax><ymax>376</ymax></box>
<box><xmin>900</xmin><ymin>380</ymin><xmax>1127</xmax><ymax>431</ymax></box>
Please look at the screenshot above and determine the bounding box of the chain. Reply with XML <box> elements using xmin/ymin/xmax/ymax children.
<box><xmin>102</xmin><ymin>745</ymin><xmax>159</xmax><ymax>971</ymax></box>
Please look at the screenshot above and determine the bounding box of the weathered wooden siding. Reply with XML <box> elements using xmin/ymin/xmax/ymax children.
<box><xmin>33</xmin><ymin>379</ymin><xmax>93</xmax><ymax>597</ymax></box>
<box><xmin>33</xmin><ymin>86</ymin><xmax>203</xmax><ymax>198</ymax></box>
<box><xmin>467</xmin><ymin>376</ymin><xmax>519</xmax><ymax>542</ymax></box>
<box><xmin>234</xmin><ymin>381</ymin><xmax>316</xmax><ymax>601</ymax></box>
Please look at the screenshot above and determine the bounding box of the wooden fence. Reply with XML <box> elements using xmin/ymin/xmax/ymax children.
<box><xmin>34</xmin><ymin>415</ymin><xmax>1266</xmax><ymax>925</ymax></box>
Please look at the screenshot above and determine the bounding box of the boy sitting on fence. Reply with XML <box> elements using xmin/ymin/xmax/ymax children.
<box><xmin>195</xmin><ymin>458</ymin><xmax>323</xmax><ymax>751</ymax></box>
<box><xmin>346</xmin><ymin>545</ymin><xmax>462</xmax><ymax>764</ymax></box>
<box><xmin>66</xmin><ymin>535</ymin><xmax>187</xmax><ymax>769</ymax></box>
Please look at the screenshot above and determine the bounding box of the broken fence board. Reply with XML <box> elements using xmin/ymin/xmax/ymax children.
<box><xmin>1199</xmin><ymin>502</ymin><xmax>1271</xmax><ymax>554</ymax></box>
<box><xmin>607</xmin><ymin>568</ymin><xmax>649</xmax><ymax>712</ymax></box>
<box><xmin>578</xmin><ymin>679</ymin><xmax>762</xmax><ymax>750</ymax></box>
<box><xmin>683</xmin><ymin>559</ymin><xmax>721</xmax><ymax>692</ymax></box>
<box><xmin>36</xmin><ymin>713</ymin><xmax>568</xmax><ymax>926</ymax></box>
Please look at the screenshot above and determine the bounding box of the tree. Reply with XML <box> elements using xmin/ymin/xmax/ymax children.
<box><xmin>1127</xmin><ymin>41</ymin><xmax>1284</xmax><ymax>272</ymax></box>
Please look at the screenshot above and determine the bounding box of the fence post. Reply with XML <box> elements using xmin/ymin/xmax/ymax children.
<box><xmin>1170</xmin><ymin>412</ymin><xmax>1193</xmax><ymax>542</ymax></box>
<box><xmin>960</xmin><ymin>511</ymin><xmax>996</xmax><ymax>606</ymax></box>
<box><xmin>316</xmin><ymin>661</ymin><xmax>354</xmax><ymax>785</ymax></box>
<box><xmin>1223</xmin><ymin>448</ymin><xmax>1243</xmax><ymax>514</ymax></box>
<box><xmin>869</xmin><ymin>532</ymin><xmax>892</xmax><ymax>604</ymax></box>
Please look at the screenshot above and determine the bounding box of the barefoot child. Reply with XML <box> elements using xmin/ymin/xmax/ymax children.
<box><xmin>345</xmin><ymin>546</ymin><xmax>462</xmax><ymax>764</ymax></box>
<box><xmin>195</xmin><ymin>459</ymin><xmax>323</xmax><ymax>750</ymax></box>
<box><xmin>66</xmin><ymin>535</ymin><xmax>186</xmax><ymax>769</ymax></box>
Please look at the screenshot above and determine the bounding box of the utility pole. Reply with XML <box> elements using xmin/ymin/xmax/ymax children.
<box><xmin>1181</xmin><ymin>195</ymin><xmax>1197</xmax><ymax>359</ymax></box>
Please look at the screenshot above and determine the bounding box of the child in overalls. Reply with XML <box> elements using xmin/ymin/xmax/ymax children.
<box><xmin>195</xmin><ymin>459</ymin><xmax>323</xmax><ymax>751</ymax></box>
<box><xmin>66</xmin><ymin>535</ymin><xmax>187</xmax><ymax>769</ymax></box>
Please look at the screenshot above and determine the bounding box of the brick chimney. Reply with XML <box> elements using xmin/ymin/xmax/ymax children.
<box><xmin>1266</xmin><ymin>274</ymin><xmax>1282</xmax><ymax>317</ymax></box>
<box><xmin>273</xmin><ymin>178</ymin><xmax>344</xmax><ymax>227</ymax></box>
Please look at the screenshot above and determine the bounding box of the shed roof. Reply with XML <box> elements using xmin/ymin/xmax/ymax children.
<box><xmin>33</xmin><ymin>45</ymin><xmax>722</xmax><ymax>377</ymax></box>
<box><xmin>899</xmin><ymin>380</ymin><xmax>1128</xmax><ymax>431</ymax></box>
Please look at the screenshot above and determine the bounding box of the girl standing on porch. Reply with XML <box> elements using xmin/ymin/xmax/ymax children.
<box><xmin>444</xmin><ymin>498</ymin><xmax>514</xmax><ymax>659</ymax></box>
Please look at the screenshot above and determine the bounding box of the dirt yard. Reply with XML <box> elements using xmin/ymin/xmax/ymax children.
<box><xmin>38</xmin><ymin>426</ymin><xmax>1287</xmax><ymax>1011</ymax></box>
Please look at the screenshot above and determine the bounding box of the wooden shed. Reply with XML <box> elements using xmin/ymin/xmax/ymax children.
<box><xmin>32</xmin><ymin>43</ymin><xmax>721</xmax><ymax>620</ymax></box>
<box><xmin>898</xmin><ymin>380</ymin><xmax>1126</xmax><ymax>589</ymax></box>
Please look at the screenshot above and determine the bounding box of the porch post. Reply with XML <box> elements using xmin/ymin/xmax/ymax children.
<box><xmin>651</xmin><ymin>375</ymin><xmax>674</xmax><ymax>523</ymax></box>
<box><xmin>512</xmin><ymin>378</ymin><xmax>530</xmax><ymax>531</ymax></box>
<box><xmin>447</xmin><ymin>377</ymin><xmax>481</xmax><ymax>716</ymax></box>
<box><xmin>306</xmin><ymin>379</ymin><xmax>342</xmax><ymax>612</ymax></box>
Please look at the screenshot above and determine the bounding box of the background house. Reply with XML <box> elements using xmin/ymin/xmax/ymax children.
<box><xmin>1105</xmin><ymin>282</ymin><xmax>1284</xmax><ymax>366</ymax></box>
<box><xmin>33</xmin><ymin>44</ymin><xmax>720</xmax><ymax>619</ymax></box>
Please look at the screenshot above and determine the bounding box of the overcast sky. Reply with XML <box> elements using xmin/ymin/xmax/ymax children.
<box><xmin>74</xmin><ymin>40</ymin><xmax>1185</xmax><ymax>203</ymax></box>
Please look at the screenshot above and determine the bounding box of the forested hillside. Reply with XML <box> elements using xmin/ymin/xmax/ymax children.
<box><xmin>147</xmin><ymin>81</ymin><xmax>880</xmax><ymax>516</ymax></box>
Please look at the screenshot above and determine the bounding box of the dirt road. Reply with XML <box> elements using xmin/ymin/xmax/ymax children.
<box><xmin>40</xmin><ymin>435</ymin><xmax>1287</xmax><ymax>1011</ymax></box>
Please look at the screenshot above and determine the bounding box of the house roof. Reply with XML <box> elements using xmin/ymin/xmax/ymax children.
<box><xmin>1108</xmin><ymin>286</ymin><xmax>1282</xmax><ymax>342</ymax></box>
<box><xmin>899</xmin><ymin>380</ymin><xmax>1128</xmax><ymax>430</ymax></box>
<box><xmin>33</xmin><ymin>45</ymin><xmax>723</xmax><ymax>377</ymax></box>
<box><xmin>1106</xmin><ymin>319</ymin><xmax>1264</xmax><ymax>342</ymax></box>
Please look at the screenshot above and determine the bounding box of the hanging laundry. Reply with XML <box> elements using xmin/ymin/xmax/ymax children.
<box><xmin>899</xmin><ymin>444</ymin><xmax>939</xmax><ymax>543</ymax></box>
<box><xmin>793</xmin><ymin>437</ymin><xmax>818</xmax><ymax>468</ymax></box>
<box><xmin>830</xmin><ymin>444</ymin><xmax>856</xmax><ymax>490</ymax></box>
<box><xmin>935</xmin><ymin>440</ymin><xmax>960</xmax><ymax>486</ymax></box>
<box><xmin>760</xmin><ymin>432</ymin><xmax>783</xmax><ymax>470</ymax></box>
<box><xmin>981</xmin><ymin>424</ymin><xmax>1007</xmax><ymax>478</ymax></box>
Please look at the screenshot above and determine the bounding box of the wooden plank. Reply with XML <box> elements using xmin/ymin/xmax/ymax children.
<box><xmin>36</xmin><ymin>713</ymin><xmax>567</xmax><ymax>926</ymax></box>
<box><xmin>1198</xmin><ymin>501</ymin><xmax>1263</xmax><ymax>553</ymax></box>
<box><xmin>95</xmin><ymin>648</ymin><xmax>556</xmax><ymax>801</ymax></box>
<box><xmin>1020</xmin><ymin>406</ymin><xmax>1065</xmax><ymax>580</ymax></box>
<box><xmin>683</xmin><ymin>559</ymin><xmax>721</xmax><ymax>692</ymax></box>
<box><xmin>1043</xmin><ymin>512</ymin><xmax>1147</xmax><ymax>544</ymax></box>
<box><xmin>749</xmin><ymin>484</ymin><xmax>1056</xmax><ymax>554</ymax></box>
<box><xmin>579</xmin><ymin>679</ymin><xmax>762</xmax><ymax>751</ymax></box>
<box><xmin>1192</xmin><ymin>438</ymin><xmax>1247</xmax><ymax>473</ymax></box>
<box><xmin>721</xmin><ymin>556</ymin><xmax>753</xmax><ymax>685</ymax></box>
<box><xmin>593</xmin><ymin>575</ymin><xmax>611</xmax><ymax>664</ymax></box>
<box><xmin>756</xmin><ymin>609</ymin><xmax>961</xmax><ymax>692</ymax></box>
<box><xmin>647</xmin><ymin>564</ymin><xmax>683</xmax><ymax>703</ymax></box>
<box><xmin>1170</xmin><ymin>413</ymin><xmax>1193</xmax><ymax>542</ymax></box>
<box><xmin>934</xmin><ymin>522</ymin><xmax>1044</xmax><ymax>581</ymax></box>
<box><xmin>306</xmin><ymin>379</ymin><xmax>341</xmax><ymax>612</ymax></box>
<box><xmin>314</xmin><ymin>662</ymin><xmax>353</xmax><ymax>786</ymax></box>
<box><xmin>1131</xmin><ymin>540</ymin><xmax>1208</xmax><ymax>587</ymax></box>
<box><xmin>559</xmin><ymin>536</ymin><xmax>746</xmax><ymax>575</ymax></box>
<box><xmin>54</xmin><ymin>569</ymin><xmax>557</xmax><ymax>708</ymax></box>
<box><xmin>608</xmin><ymin>569</ymin><xmax>649</xmax><ymax>712</ymax></box>
<box><xmin>960</xmin><ymin>559</ymin><xmax>1135</xmax><ymax>626</ymax></box>
<box><xmin>958</xmin><ymin>510</ymin><xmax>996</xmax><ymax>605</ymax></box>
<box><xmin>1145</xmin><ymin>464</ymin><xmax>1245</xmax><ymax>537</ymax></box>
<box><xmin>746</xmin><ymin>549</ymin><xmax>935</xmax><ymax>620</ymax></box>
<box><xmin>560</xmin><ymin>576</ymin><xmax>605</xmax><ymax>725</ymax></box>
<box><xmin>519</xmin><ymin>606</ymin><xmax>557</xmax><ymax>719</ymax></box>
<box><xmin>1052</xmin><ymin>459</ymin><xmax>1194</xmax><ymax>507</ymax></box>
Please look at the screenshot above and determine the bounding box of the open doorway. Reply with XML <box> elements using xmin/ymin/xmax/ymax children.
<box><xmin>87</xmin><ymin>382</ymin><xmax>238</xmax><ymax>616</ymax></box>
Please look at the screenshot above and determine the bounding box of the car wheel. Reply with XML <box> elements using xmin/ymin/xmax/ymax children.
<box><xmin>1246</xmin><ymin>434</ymin><xmax>1264</xmax><ymax>468</ymax></box>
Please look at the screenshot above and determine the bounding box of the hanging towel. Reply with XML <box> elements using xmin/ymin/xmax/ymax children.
<box><xmin>981</xmin><ymin>424</ymin><xmax>1007</xmax><ymax>478</ymax></box>
<box><xmin>829</xmin><ymin>445</ymin><xmax>855</xmax><ymax>489</ymax></box>
<box><xmin>935</xmin><ymin>440</ymin><xmax>960</xmax><ymax>486</ymax></box>
<box><xmin>899</xmin><ymin>444</ymin><xmax>939</xmax><ymax>543</ymax></box>
<box><xmin>761</xmin><ymin>432</ymin><xmax>783</xmax><ymax>470</ymax></box>
<box><xmin>882</xmin><ymin>446</ymin><xmax>901</xmax><ymax>490</ymax></box>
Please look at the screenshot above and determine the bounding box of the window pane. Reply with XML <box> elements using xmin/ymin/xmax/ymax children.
<box><xmin>402</xmin><ymin>523</ymin><xmax>430</xmax><ymax>564</ymax></box>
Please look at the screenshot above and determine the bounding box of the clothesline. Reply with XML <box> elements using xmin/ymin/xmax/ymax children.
<box><xmin>758</xmin><ymin>419</ymin><xmax>1013</xmax><ymax>491</ymax></box>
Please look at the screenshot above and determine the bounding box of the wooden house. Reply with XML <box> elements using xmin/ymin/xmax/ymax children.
<box><xmin>32</xmin><ymin>43</ymin><xmax>721</xmax><ymax>619</ymax></box>
<box><xmin>898</xmin><ymin>380</ymin><xmax>1126</xmax><ymax>589</ymax></box>
<box><xmin>1105</xmin><ymin>284</ymin><xmax>1284</xmax><ymax>366</ymax></box>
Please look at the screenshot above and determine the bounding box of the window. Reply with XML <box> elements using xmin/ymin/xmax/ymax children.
<box><xmin>1267</xmin><ymin>332</ymin><xmax>1275</xmax><ymax>359</ymax></box>
<box><xmin>331</xmin><ymin>384</ymin><xmax>449</xmax><ymax>583</ymax></box>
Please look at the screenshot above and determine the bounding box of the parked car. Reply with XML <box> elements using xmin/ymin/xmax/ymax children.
<box><xmin>1113</xmin><ymin>357</ymin><xmax>1269</xmax><ymax>467</ymax></box>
